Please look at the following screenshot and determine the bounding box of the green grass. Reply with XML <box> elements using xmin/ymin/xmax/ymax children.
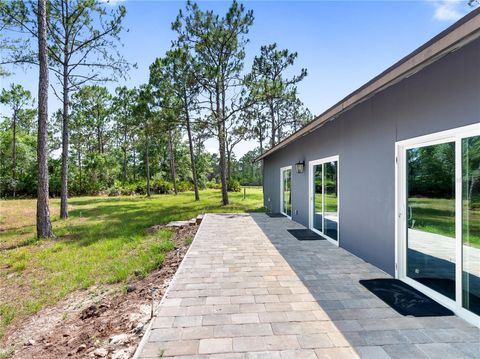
<box><xmin>314</xmin><ymin>193</ymin><xmax>338</xmax><ymax>213</ymax></box>
<box><xmin>0</xmin><ymin>188</ymin><xmax>264</xmax><ymax>339</ymax></box>
<box><xmin>0</xmin><ymin>347</ymin><xmax>13</xmax><ymax>359</ymax></box>
<box><xmin>409</xmin><ymin>197</ymin><xmax>480</xmax><ymax>247</ymax></box>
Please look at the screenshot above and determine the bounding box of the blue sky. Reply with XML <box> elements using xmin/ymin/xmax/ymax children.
<box><xmin>0</xmin><ymin>0</ymin><xmax>476</xmax><ymax>156</ymax></box>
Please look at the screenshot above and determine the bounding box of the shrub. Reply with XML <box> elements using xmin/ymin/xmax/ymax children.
<box><xmin>133</xmin><ymin>181</ymin><xmax>146</xmax><ymax>195</ymax></box>
<box><xmin>107</xmin><ymin>187</ymin><xmax>121</xmax><ymax>197</ymax></box>
<box><xmin>151</xmin><ymin>179</ymin><xmax>173</xmax><ymax>194</ymax></box>
<box><xmin>177</xmin><ymin>181</ymin><xmax>193</xmax><ymax>192</ymax></box>
<box><xmin>120</xmin><ymin>186</ymin><xmax>135</xmax><ymax>196</ymax></box>
<box><xmin>227</xmin><ymin>179</ymin><xmax>241</xmax><ymax>192</ymax></box>
<box><xmin>206</xmin><ymin>180</ymin><xmax>221</xmax><ymax>189</ymax></box>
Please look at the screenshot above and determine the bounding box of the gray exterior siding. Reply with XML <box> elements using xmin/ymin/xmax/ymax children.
<box><xmin>262</xmin><ymin>38</ymin><xmax>480</xmax><ymax>275</ymax></box>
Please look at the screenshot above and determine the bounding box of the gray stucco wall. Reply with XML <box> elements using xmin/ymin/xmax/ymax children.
<box><xmin>262</xmin><ymin>37</ymin><xmax>480</xmax><ymax>275</ymax></box>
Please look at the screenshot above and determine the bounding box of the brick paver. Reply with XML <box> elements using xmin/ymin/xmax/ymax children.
<box><xmin>136</xmin><ymin>213</ymin><xmax>479</xmax><ymax>358</ymax></box>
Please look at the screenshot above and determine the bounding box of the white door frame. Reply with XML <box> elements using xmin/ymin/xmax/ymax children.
<box><xmin>395</xmin><ymin>123</ymin><xmax>480</xmax><ymax>327</ymax></box>
<box><xmin>280</xmin><ymin>166</ymin><xmax>292</xmax><ymax>219</ymax></box>
<box><xmin>308</xmin><ymin>155</ymin><xmax>340</xmax><ymax>246</ymax></box>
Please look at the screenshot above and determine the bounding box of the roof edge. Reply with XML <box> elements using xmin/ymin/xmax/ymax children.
<box><xmin>255</xmin><ymin>8</ymin><xmax>480</xmax><ymax>162</ymax></box>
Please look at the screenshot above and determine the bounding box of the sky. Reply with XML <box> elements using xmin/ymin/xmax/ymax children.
<box><xmin>0</xmin><ymin>0</ymin><xmax>476</xmax><ymax>157</ymax></box>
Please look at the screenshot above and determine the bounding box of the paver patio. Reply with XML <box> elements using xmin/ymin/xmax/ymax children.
<box><xmin>136</xmin><ymin>213</ymin><xmax>480</xmax><ymax>359</ymax></box>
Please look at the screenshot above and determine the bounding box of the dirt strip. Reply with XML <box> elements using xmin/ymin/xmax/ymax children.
<box><xmin>1</xmin><ymin>225</ymin><xmax>197</xmax><ymax>359</ymax></box>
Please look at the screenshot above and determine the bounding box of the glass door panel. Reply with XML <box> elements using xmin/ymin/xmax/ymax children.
<box><xmin>406</xmin><ymin>142</ymin><xmax>456</xmax><ymax>300</ymax></box>
<box><xmin>324</xmin><ymin>161</ymin><xmax>338</xmax><ymax>241</ymax></box>
<box><xmin>313</xmin><ymin>164</ymin><xmax>323</xmax><ymax>232</ymax></box>
<box><xmin>462</xmin><ymin>135</ymin><xmax>480</xmax><ymax>316</ymax></box>
<box><xmin>310</xmin><ymin>158</ymin><xmax>339</xmax><ymax>242</ymax></box>
<box><xmin>282</xmin><ymin>168</ymin><xmax>292</xmax><ymax>217</ymax></box>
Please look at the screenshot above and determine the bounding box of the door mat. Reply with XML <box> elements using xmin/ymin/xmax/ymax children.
<box><xmin>359</xmin><ymin>278</ymin><xmax>454</xmax><ymax>317</ymax></box>
<box><xmin>287</xmin><ymin>229</ymin><xmax>325</xmax><ymax>241</ymax></box>
<box><xmin>266</xmin><ymin>213</ymin><xmax>286</xmax><ymax>218</ymax></box>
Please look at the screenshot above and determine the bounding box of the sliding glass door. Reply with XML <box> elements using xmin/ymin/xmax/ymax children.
<box><xmin>309</xmin><ymin>156</ymin><xmax>339</xmax><ymax>243</ymax></box>
<box><xmin>462</xmin><ymin>135</ymin><xmax>480</xmax><ymax>316</ymax></box>
<box><xmin>398</xmin><ymin>124</ymin><xmax>480</xmax><ymax>323</ymax></box>
<box><xmin>281</xmin><ymin>166</ymin><xmax>292</xmax><ymax>218</ymax></box>
<box><xmin>406</xmin><ymin>142</ymin><xmax>456</xmax><ymax>300</ymax></box>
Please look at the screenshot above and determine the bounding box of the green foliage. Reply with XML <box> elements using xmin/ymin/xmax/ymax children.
<box><xmin>107</xmin><ymin>179</ymin><xmax>197</xmax><ymax>196</ymax></box>
<box><xmin>0</xmin><ymin>84</ymin><xmax>36</xmax><ymax>197</ymax></box>
<box><xmin>151</xmin><ymin>179</ymin><xmax>174</xmax><ymax>194</ymax></box>
<box><xmin>0</xmin><ymin>346</ymin><xmax>13</xmax><ymax>359</ymax></box>
<box><xmin>230</xmin><ymin>149</ymin><xmax>262</xmax><ymax>186</ymax></box>
<box><xmin>0</xmin><ymin>128</ymin><xmax>37</xmax><ymax>197</ymax></box>
<box><xmin>408</xmin><ymin>143</ymin><xmax>455</xmax><ymax>199</ymax></box>
<box><xmin>206</xmin><ymin>179</ymin><xmax>222</xmax><ymax>190</ymax></box>
<box><xmin>227</xmin><ymin>179</ymin><xmax>241</xmax><ymax>192</ymax></box>
<box><xmin>245</xmin><ymin>43</ymin><xmax>312</xmax><ymax>148</ymax></box>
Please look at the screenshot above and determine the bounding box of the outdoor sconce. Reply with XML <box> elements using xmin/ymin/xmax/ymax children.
<box><xmin>295</xmin><ymin>161</ymin><xmax>305</xmax><ymax>174</ymax></box>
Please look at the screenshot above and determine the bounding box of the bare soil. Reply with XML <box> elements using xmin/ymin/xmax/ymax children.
<box><xmin>1</xmin><ymin>225</ymin><xmax>197</xmax><ymax>359</ymax></box>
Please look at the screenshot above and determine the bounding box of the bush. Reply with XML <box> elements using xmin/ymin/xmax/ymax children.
<box><xmin>107</xmin><ymin>187</ymin><xmax>121</xmax><ymax>197</ymax></box>
<box><xmin>227</xmin><ymin>179</ymin><xmax>241</xmax><ymax>192</ymax></box>
<box><xmin>177</xmin><ymin>181</ymin><xmax>193</xmax><ymax>192</ymax></box>
<box><xmin>120</xmin><ymin>186</ymin><xmax>135</xmax><ymax>196</ymax></box>
<box><xmin>151</xmin><ymin>179</ymin><xmax>173</xmax><ymax>194</ymax></box>
<box><xmin>206</xmin><ymin>180</ymin><xmax>221</xmax><ymax>189</ymax></box>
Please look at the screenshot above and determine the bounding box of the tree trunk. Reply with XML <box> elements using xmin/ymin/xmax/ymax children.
<box><xmin>97</xmin><ymin>127</ymin><xmax>102</xmax><ymax>154</ymax></box>
<box><xmin>122</xmin><ymin>129</ymin><xmax>127</xmax><ymax>183</ymax></box>
<box><xmin>145</xmin><ymin>132</ymin><xmax>151</xmax><ymax>197</ymax></box>
<box><xmin>60</xmin><ymin>33</ymin><xmax>69</xmax><ymax>219</ymax></box>
<box><xmin>259</xmin><ymin>124</ymin><xmax>264</xmax><ymax>154</ymax></box>
<box><xmin>36</xmin><ymin>0</ymin><xmax>54</xmax><ymax>238</ymax></box>
<box><xmin>60</xmin><ymin>87</ymin><xmax>69</xmax><ymax>218</ymax></box>
<box><xmin>217</xmin><ymin>82</ymin><xmax>228</xmax><ymax>205</ymax></box>
<box><xmin>276</xmin><ymin>107</ymin><xmax>282</xmax><ymax>144</ymax></box>
<box><xmin>133</xmin><ymin>147</ymin><xmax>136</xmax><ymax>181</ymax></box>
<box><xmin>12</xmin><ymin>109</ymin><xmax>17</xmax><ymax>197</ymax></box>
<box><xmin>77</xmin><ymin>149</ymin><xmax>82</xmax><ymax>194</ymax></box>
<box><xmin>269</xmin><ymin>101</ymin><xmax>276</xmax><ymax>148</ymax></box>
<box><xmin>218</xmin><ymin>124</ymin><xmax>228</xmax><ymax>205</ymax></box>
<box><xmin>226</xmin><ymin>147</ymin><xmax>232</xmax><ymax>181</ymax></box>
<box><xmin>168</xmin><ymin>130</ymin><xmax>178</xmax><ymax>195</ymax></box>
<box><xmin>184</xmin><ymin>96</ymin><xmax>199</xmax><ymax>201</ymax></box>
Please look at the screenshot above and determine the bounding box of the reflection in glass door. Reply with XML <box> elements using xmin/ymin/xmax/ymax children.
<box><xmin>462</xmin><ymin>135</ymin><xmax>480</xmax><ymax>316</ymax></box>
<box><xmin>310</xmin><ymin>157</ymin><xmax>338</xmax><ymax>242</ymax></box>
<box><xmin>281</xmin><ymin>167</ymin><xmax>292</xmax><ymax>217</ymax></box>
<box><xmin>313</xmin><ymin>164</ymin><xmax>323</xmax><ymax>233</ymax></box>
<box><xmin>324</xmin><ymin>162</ymin><xmax>338</xmax><ymax>240</ymax></box>
<box><xmin>406</xmin><ymin>142</ymin><xmax>456</xmax><ymax>300</ymax></box>
<box><xmin>398</xmin><ymin>125</ymin><xmax>480</xmax><ymax>323</ymax></box>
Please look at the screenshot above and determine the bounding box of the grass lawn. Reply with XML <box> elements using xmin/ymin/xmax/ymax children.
<box><xmin>0</xmin><ymin>188</ymin><xmax>264</xmax><ymax>339</ymax></box>
<box><xmin>408</xmin><ymin>197</ymin><xmax>480</xmax><ymax>247</ymax></box>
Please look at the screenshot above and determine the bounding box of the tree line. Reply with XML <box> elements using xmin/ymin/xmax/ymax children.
<box><xmin>0</xmin><ymin>0</ymin><xmax>312</xmax><ymax>238</ymax></box>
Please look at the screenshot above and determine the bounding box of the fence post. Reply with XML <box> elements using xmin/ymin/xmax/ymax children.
<box><xmin>243</xmin><ymin>187</ymin><xmax>246</xmax><ymax>200</ymax></box>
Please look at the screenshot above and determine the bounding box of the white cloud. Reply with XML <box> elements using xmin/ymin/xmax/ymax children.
<box><xmin>430</xmin><ymin>0</ymin><xmax>464</xmax><ymax>21</ymax></box>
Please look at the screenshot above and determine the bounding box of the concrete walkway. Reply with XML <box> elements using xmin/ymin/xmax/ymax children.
<box><xmin>137</xmin><ymin>213</ymin><xmax>479</xmax><ymax>359</ymax></box>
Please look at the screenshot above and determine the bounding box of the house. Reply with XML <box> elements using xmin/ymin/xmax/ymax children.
<box><xmin>257</xmin><ymin>9</ymin><xmax>480</xmax><ymax>326</ymax></box>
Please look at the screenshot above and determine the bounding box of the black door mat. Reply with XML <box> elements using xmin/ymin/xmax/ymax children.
<box><xmin>266</xmin><ymin>213</ymin><xmax>286</xmax><ymax>218</ymax></box>
<box><xmin>359</xmin><ymin>278</ymin><xmax>454</xmax><ymax>317</ymax></box>
<box><xmin>287</xmin><ymin>229</ymin><xmax>325</xmax><ymax>241</ymax></box>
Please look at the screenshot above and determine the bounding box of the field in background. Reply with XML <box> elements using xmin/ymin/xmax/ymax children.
<box><xmin>0</xmin><ymin>188</ymin><xmax>264</xmax><ymax>339</ymax></box>
<box><xmin>409</xmin><ymin>197</ymin><xmax>480</xmax><ymax>247</ymax></box>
